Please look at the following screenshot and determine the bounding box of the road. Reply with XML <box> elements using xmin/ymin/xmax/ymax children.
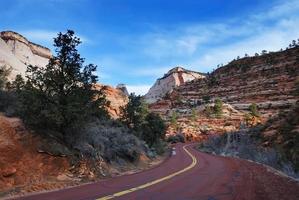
<box><xmin>14</xmin><ymin>143</ymin><xmax>299</xmax><ymax>200</ymax></box>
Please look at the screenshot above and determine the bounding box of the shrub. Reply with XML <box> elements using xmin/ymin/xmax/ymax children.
<box><xmin>202</xmin><ymin>95</ymin><xmax>211</xmax><ymax>104</ymax></box>
<box><xmin>151</xmin><ymin>139</ymin><xmax>167</xmax><ymax>155</ymax></box>
<box><xmin>190</xmin><ymin>108</ymin><xmax>197</xmax><ymax>122</ymax></box>
<box><xmin>67</xmin><ymin>118</ymin><xmax>150</xmax><ymax>163</ymax></box>
<box><xmin>214</xmin><ymin>98</ymin><xmax>223</xmax><ymax>117</ymax></box>
<box><xmin>167</xmin><ymin>134</ymin><xmax>185</xmax><ymax>143</ymax></box>
<box><xmin>170</xmin><ymin>111</ymin><xmax>178</xmax><ymax>130</ymax></box>
<box><xmin>249</xmin><ymin>103</ymin><xmax>260</xmax><ymax>117</ymax></box>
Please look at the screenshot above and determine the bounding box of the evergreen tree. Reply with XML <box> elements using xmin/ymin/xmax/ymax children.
<box><xmin>214</xmin><ymin>98</ymin><xmax>223</xmax><ymax>117</ymax></box>
<box><xmin>249</xmin><ymin>103</ymin><xmax>259</xmax><ymax>117</ymax></box>
<box><xmin>18</xmin><ymin>30</ymin><xmax>107</xmax><ymax>141</ymax></box>
<box><xmin>141</xmin><ymin>113</ymin><xmax>166</xmax><ymax>147</ymax></box>
<box><xmin>121</xmin><ymin>93</ymin><xmax>166</xmax><ymax>147</ymax></box>
<box><xmin>120</xmin><ymin>93</ymin><xmax>148</xmax><ymax>131</ymax></box>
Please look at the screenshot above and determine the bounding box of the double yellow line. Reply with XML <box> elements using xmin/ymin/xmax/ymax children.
<box><xmin>97</xmin><ymin>144</ymin><xmax>197</xmax><ymax>200</ymax></box>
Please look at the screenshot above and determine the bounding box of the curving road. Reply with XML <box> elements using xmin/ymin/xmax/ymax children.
<box><xmin>15</xmin><ymin>143</ymin><xmax>299</xmax><ymax>200</ymax></box>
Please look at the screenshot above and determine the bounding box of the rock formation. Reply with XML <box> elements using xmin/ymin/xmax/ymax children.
<box><xmin>116</xmin><ymin>83</ymin><xmax>129</xmax><ymax>96</ymax></box>
<box><xmin>144</xmin><ymin>67</ymin><xmax>205</xmax><ymax>103</ymax></box>
<box><xmin>94</xmin><ymin>84</ymin><xmax>128</xmax><ymax>119</ymax></box>
<box><xmin>0</xmin><ymin>31</ymin><xmax>52</xmax><ymax>80</ymax></box>
<box><xmin>149</xmin><ymin>47</ymin><xmax>299</xmax><ymax>140</ymax></box>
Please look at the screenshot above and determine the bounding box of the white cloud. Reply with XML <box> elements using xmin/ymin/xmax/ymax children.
<box><xmin>189</xmin><ymin>17</ymin><xmax>299</xmax><ymax>69</ymax></box>
<box><xmin>253</xmin><ymin>0</ymin><xmax>299</xmax><ymax>21</ymax></box>
<box><xmin>137</xmin><ymin>0</ymin><xmax>299</xmax><ymax>72</ymax></box>
<box><xmin>126</xmin><ymin>85</ymin><xmax>151</xmax><ymax>95</ymax></box>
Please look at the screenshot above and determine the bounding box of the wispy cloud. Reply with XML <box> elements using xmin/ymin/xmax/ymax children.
<box><xmin>253</xmin><ymin>0</ymin><xmax>299</xmax><ymax>21</ymax></box>
<box><xmin>135</xmin><ymin>0</ymin><xmax>299</xmax><ymax>72</ymax></box>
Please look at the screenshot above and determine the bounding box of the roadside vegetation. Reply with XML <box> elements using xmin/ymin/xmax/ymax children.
<box><xmin>198</xmin><ymin>102</ymin><xmax>299</xmax><ymax>178</ymax></box>
<box><xmin>204</xmin><ymin>98</ymin><xmax>223</xmax><ymax>118</ymax></box>
<box><xmin>0</xmin><ymin>30</ymin><xmax>167</xmax><ymax>167</ymax></box>
<box><xmin>120</xmin><ymin>93</ymin><xmax>167</xmax><ymax>155</ymax></box>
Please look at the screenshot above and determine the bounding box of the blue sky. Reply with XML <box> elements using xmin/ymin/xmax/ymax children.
<box><xmin>1</xmin><ymin>0</ymin><xmax>299</xmax><ymax>94</ymax></box>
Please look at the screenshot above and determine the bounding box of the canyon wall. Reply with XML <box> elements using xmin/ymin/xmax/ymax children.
<box><xmin>149</xmin><ymin>47</ymin><xmax>299</xmax><ymax>140</ymax></box>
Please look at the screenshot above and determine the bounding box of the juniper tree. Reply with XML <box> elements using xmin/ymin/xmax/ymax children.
<box><xmin>18</xmin><ymin>30</ymin><xmax>108</xmax><ymax>142</ymax></box>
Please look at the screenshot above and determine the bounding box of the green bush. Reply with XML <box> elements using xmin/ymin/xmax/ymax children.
<box><xmin>121</xmin><ymin>93</ymin><xmax>167</xmax><ymax>150</ymax></box>
<box><xmin>141</xmin><ymin>112</ymin><xmax>166</xmax><ymax>147</ymax></box>
<box><xmin>249</xmin><ymin>103</ymin><xmax>260</xmax><ymax>117</ymax></box>
<box><xmin>167</xmin><ymin>134</ymin><xmax>185</xmax><ymax>143</ymax></box>
<box><xmin>214</xmin><ymin>98</ymin><xmax>223</xmax><ymax>117</ymax></box>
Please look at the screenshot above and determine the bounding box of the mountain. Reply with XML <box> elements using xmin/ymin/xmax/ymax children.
<box><xmin>149</xmin><ymin>47</ymin><xmax>299</xmax><ymax>140</ymax></box>
<box><xmin>144</xmin><ymin>67</ymin><xmax>205</xmax><ymax>103</ymax></box>
<box><xmin>0</xmin><ymin>31</ymin><xmax>51</xmax><ymax>80</ymax></box>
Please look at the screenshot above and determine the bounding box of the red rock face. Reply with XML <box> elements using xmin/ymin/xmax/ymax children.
<box><xmin>149</xmin><ymin>47</ymin><xmax>299</xmax><ymax>141</ymax></box>
<box><xmin>94</xmin><ymin>84</ymin><xmax>128</xmax><ymax>119</ymax></box>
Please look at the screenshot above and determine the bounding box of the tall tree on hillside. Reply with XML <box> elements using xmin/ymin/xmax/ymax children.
<box><xmin>120</xmin><ymin>93</ymin><xmax>148</xmax><ymax>131</ymax></box>
<box><xmin>18</xmin><ymin>30</ymin><xmax>108</xmax><ymax>142</ymax></box>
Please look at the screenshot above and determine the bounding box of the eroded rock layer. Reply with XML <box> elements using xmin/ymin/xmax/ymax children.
<box><xmin>149</xmin><ymin>47</ymin><xmax>299</xmax><ymax>140</ymax></box>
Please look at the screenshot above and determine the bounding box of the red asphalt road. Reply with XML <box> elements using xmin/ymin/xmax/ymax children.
<box><xmin>12</xmin><ymin>143</ymin><xmax>299</xmax><ymax>200</ymax></box>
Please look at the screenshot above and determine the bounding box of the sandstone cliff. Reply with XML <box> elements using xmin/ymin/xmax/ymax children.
<box><xmin>144</xmin><ymin>67</ymin><xmax>205</xmax><ymax>103</ymax></box>
<box><xmin>149</xmin><ymin>47</ymin><xmax>299</xmax><ymax>140</ymax></box>
<box><xmin>0</xmin><ymin>31</ymin><xmax>51</xmax><ymax>80</ymax></box>
<box><xmin>94</xmin><ymin>84</ymin><xmax>128</xmax><ymax>119</ymax></box>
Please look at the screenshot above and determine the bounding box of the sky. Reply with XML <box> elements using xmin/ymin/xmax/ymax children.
<box><xmin>1</xmin><ymin>0</ymin><xmax>299</xmax><ymax>95</ymax></box>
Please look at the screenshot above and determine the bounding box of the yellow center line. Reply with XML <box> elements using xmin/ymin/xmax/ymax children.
<box><xmin>96</xmin><ymin>144</ymin><xmax>197</xmax><ymax>200</ymax></box>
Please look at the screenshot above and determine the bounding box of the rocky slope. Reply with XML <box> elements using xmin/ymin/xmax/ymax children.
<box><xmin>260</xmin><ymin>102</ymin><xmax>299</xmax><ymax>170</ymax></box>
<box><xmin>0</xmin><ymin>31</ymin><xmax>51</xmax><ymax>80</ymax></box>
<box><xmin>144</xmin><ymin>67</ymin><xmax>205</xmax><ymax>103</ymax></box>
<box><xmin>173</xmin><ymin>47</ymin><xmax>298</xmax><ymax>117</ymax></box>
<box><xmin>149</xmin><ymin>47</ymin><xmax>299</xmax><ymax>139</ymax></box>
<box><xmin>0</xmin><ymin>115</ymin><xmax>72</xmax><ymax>196</ymax></box>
